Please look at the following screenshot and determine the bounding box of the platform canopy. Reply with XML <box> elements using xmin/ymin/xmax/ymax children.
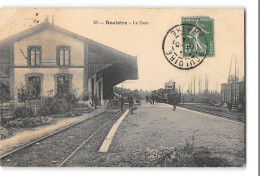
<box><xmin>88</xmin><ymin>41</ymin><xmax>138</xmax><ymax>86</ymax></box>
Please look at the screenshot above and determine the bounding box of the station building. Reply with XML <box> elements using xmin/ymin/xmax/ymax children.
<box><xmin>0</xmin><ymin>18</ymin><xmax>138</xmax><ymax>105</ymax></box>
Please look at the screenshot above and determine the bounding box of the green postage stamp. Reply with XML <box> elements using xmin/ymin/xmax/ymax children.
<box><xmin>182</xmin><ymin>16</ymin><xmax>214</xmax><ymax>57</ymax></box>
<box><xmin>162</xmin><ymin>16</ymin><xmax>214</xmax><ymax>70</ymax></box>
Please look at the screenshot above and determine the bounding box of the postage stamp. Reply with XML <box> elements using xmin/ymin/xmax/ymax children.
<box><xmin>162</xmin><ymin>24</ymin><xmax>208</xmax><ymax>70</ymax></box>
<box><xmin>182</xmin><ymin>16</ymin><xmax>214</xmax><ymax>57</ymax></box>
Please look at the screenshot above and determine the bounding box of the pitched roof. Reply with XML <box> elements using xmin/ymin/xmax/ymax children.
<box><xmin>0</xmin><ymin>19</ymin><xmax>138</xmax><ymax>80</ymax></box>
<box><xmin>0</xmin><ymin>19</ymin><xmax>136</xmax><ymax>61</ymax></box>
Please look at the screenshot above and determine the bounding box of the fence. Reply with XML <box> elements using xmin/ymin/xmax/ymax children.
<box><xmin>1</xmin><ymin>100</ymin><xmax>43</xmax><ymax>119</ymax></box>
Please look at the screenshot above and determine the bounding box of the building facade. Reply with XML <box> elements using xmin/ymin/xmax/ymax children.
<box><xmin>0</xmin><ymin>19</ymin><xmax>138</xmax><ymax>105</ymax></box>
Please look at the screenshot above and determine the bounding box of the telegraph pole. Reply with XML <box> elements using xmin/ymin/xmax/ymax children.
<box><xmin>205</xmin><ymin>74</ymin><xmax>208</xmax><ymax>94</ymax></box>
<box><xmin>198</xmin><ymin>77</ymin><xmax>201</xmax><ymax>94</ymax></box>
<box><xmin>229</xmin><ymin>55</ymin><xmax>233</xmax><ymax>82</ymax></box>
<box><xmin>190</xmin><ymin>78</ymin><xmax>193</xmax><ymax>95</ymax></box>
<box><xmin>235</xmin><ymin>55</ymin><xmax>237</xmax><ymax>103</ymax></box>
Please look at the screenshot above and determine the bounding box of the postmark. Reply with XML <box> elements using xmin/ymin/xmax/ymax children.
<box><xmin>162</xmin><ymin>24</ymin><xmax>208</xmax><ymax>70</ymax></box>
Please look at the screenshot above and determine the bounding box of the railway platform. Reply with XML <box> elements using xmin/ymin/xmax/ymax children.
<box><xmin>0</xmin><ymin>107</ymin><xmax>106</xmax><ymax>157</ymax></box>
<box><xmin>74</xmin><ymin>101</ymin><xmax>245</xmax><ymax>167</ymax></box>
<box><xmin>0</xmin><ymin>102</ymin><xmax>245</xmax><ymax>167</ymax></box>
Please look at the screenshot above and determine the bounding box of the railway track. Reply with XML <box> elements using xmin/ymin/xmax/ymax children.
<box><xmin>0</xmin><ymin>110</ymin><xmax>109</xmax><ymax>159</ymax></box>
<box><xmin>0</xmin><ymin>109</ymin><xmax>125</xmax><ymax>167</ymax></box>
<box><xmin>177</xmin><ymin>105</ymin><xmax>244</xmax><ymax>125</ymax></box>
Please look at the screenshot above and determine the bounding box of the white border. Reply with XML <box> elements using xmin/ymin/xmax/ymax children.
<box><xmin>0</xmin><ymin>0</ymin><xmax>258</xmax><ymax>176</ymax></box>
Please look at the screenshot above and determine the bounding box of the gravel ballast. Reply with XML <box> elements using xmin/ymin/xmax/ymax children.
<box><xmin>0</xmin><ymin>109</ymin><xmax>123</xmax><ymax>167</ymax></box>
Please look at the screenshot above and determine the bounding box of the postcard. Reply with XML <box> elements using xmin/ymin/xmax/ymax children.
<box><xmin>0</xmin><ymin>8</ymin><xmax>245</xmax><ymax>167</ymax></box>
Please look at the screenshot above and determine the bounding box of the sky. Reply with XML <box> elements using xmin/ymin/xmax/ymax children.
<box><xmin>0</xmin><ymin>8</ymin><xmax>244</xmax><ymax>92</ymax></box>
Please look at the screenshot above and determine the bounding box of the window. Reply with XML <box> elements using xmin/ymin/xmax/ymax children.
<box><xmin>57</xmin><ymin>46</ymin><xmax>71</xmax><ymax>66</ymax></box>
<box><xmin>27</xmin><ymin>76</ymin><xmax>42</xmax><ymax>99</ymax></box>
<box><xmin>56</xmin><ymin>75</ymin><xmax>72</xmax><ymax>95</ymax></box>
<box><xmin>28</xmin><ymin>46</ymin><xmax>41</xmax><ymax>66</ymax></box>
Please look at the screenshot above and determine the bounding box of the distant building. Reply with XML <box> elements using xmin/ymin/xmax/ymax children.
<box><xmin>221</xmin><ymin>74</ymin><xmax>245</xmax><ymax>110</ymax></box>
<box><xmin>0</xmin><ymin>18</ymin><xmax>138</xmax><ymax>105</ymax></box>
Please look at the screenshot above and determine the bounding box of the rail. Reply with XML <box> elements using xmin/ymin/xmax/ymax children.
<box><xmin>0</xmin><ymin>108</ymin><xmax>119</xmax><ymax>159</ymax></box>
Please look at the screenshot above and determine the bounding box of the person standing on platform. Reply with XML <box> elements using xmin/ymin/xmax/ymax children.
<box><xmin>93</xmin><ymin>93</ymin><xmax>99</xmax><ymax>109</ymax></box>
<box><xmin>120</xmin><ymin>95</ymin><xmax>124</xmax><ymax>111</ymax></box>
<box><xmin>151</xmin><ymin>94</ymin><xmax>155</xmax><ymax>104</ymax></box>
<box><xmin>128</xmin><ymin>92</ymin><xmax>134</xmax><ymax>110</ymax></box>
<box><xmin>172</xmin><ymin>92</ymin><xmax>177</xmax><ymax>110</ymax></box>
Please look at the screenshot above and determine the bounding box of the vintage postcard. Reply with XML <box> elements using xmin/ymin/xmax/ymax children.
<box><xmin>0</xmin><ymin>8</ymin><xmax>245</xmax><ymax>167</ymax></box>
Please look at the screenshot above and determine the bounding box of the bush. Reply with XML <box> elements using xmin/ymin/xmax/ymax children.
<box><xmin>16</xmin><ymin>82</ymin><xmax>39</xmax><ymax>105</ymax></box>
<box><xmin>5</xmin><ymin>118</ymin><xmax>24</xmax><ymax>128</ymax></box>
<box><xmin>145</xmin><ymin>145</ymin><xmax>230</xmax><ymax>167</ymax></box>
<box><xmin>144</xmin><ymin>133</ymin><xmax>230</xmax><ymax>167</ymax></box>
<box><xmin>55</xmin><ymin>87</ymin><xmax>79</xmax><ymax>111</ymax></box>
<box><xmin>38</xmin><ymin>86</ymin><xmax>79</xmax><ymax>117</ymax></box>
<box><xmin>146</xmin><ymin>146</ymin><xmax>179</xmax><ymax>166</ymax></box>
<box><xmin>6</xmin><ymin>116</ymin><xmax>55</xmax><ymax>128</ymax></box>
<box><xmin>37</xmin><ymin>101</ymin><xmax>51</xmax><ymax>117</ymax></box>
<box><xmin>0</xmin><ymin>117</ymin><xmax>8</xmax><ymax>126</ymax></box>
<box><xmin>74</xmin><ymin>111</ymin><xmax>82</xmax><ymax>116</ymax></box>
<box><xmin>38</xmin><ymin>97</ymin><xmax>69</xmax><ymax>116</ymax></box>
<box><xmin>0</xmin><ymin>126</ymin><xmax>9</xmax><ymax>139</ymax></box>
<box><xmin>13</xmin><ymin>106</ymin><xmax>34</xmax><ymax>119</ymax></box>
<box><xmin>54</xmin><ymin>99</ymin><xmax>70</xmax><ymax>114</ymax></box>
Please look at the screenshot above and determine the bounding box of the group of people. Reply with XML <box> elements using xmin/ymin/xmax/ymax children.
<box><xmin>93</xmin><ymin>92</ymin><xmax>176</xmax><ymax>111</ymax></box>
<box><xmin>92</xmin><ymin>92</ymin><xmax>135</xmax><ymax>113</ymax></box>
<box><xmin>145</xmin><ymin>94</ymin><xmax>178</xmax><ymax>110</ymax></box>
<box><xmin>145</xmin><ymin>95</ymin><xmax>160</xmax><ymax>104</ymax></box>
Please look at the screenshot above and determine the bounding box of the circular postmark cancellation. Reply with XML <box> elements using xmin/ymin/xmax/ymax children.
<box><xmin>162</xmin><ymin>24</ymin><xmax>208</xmax><ymax>70</ymax></box>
